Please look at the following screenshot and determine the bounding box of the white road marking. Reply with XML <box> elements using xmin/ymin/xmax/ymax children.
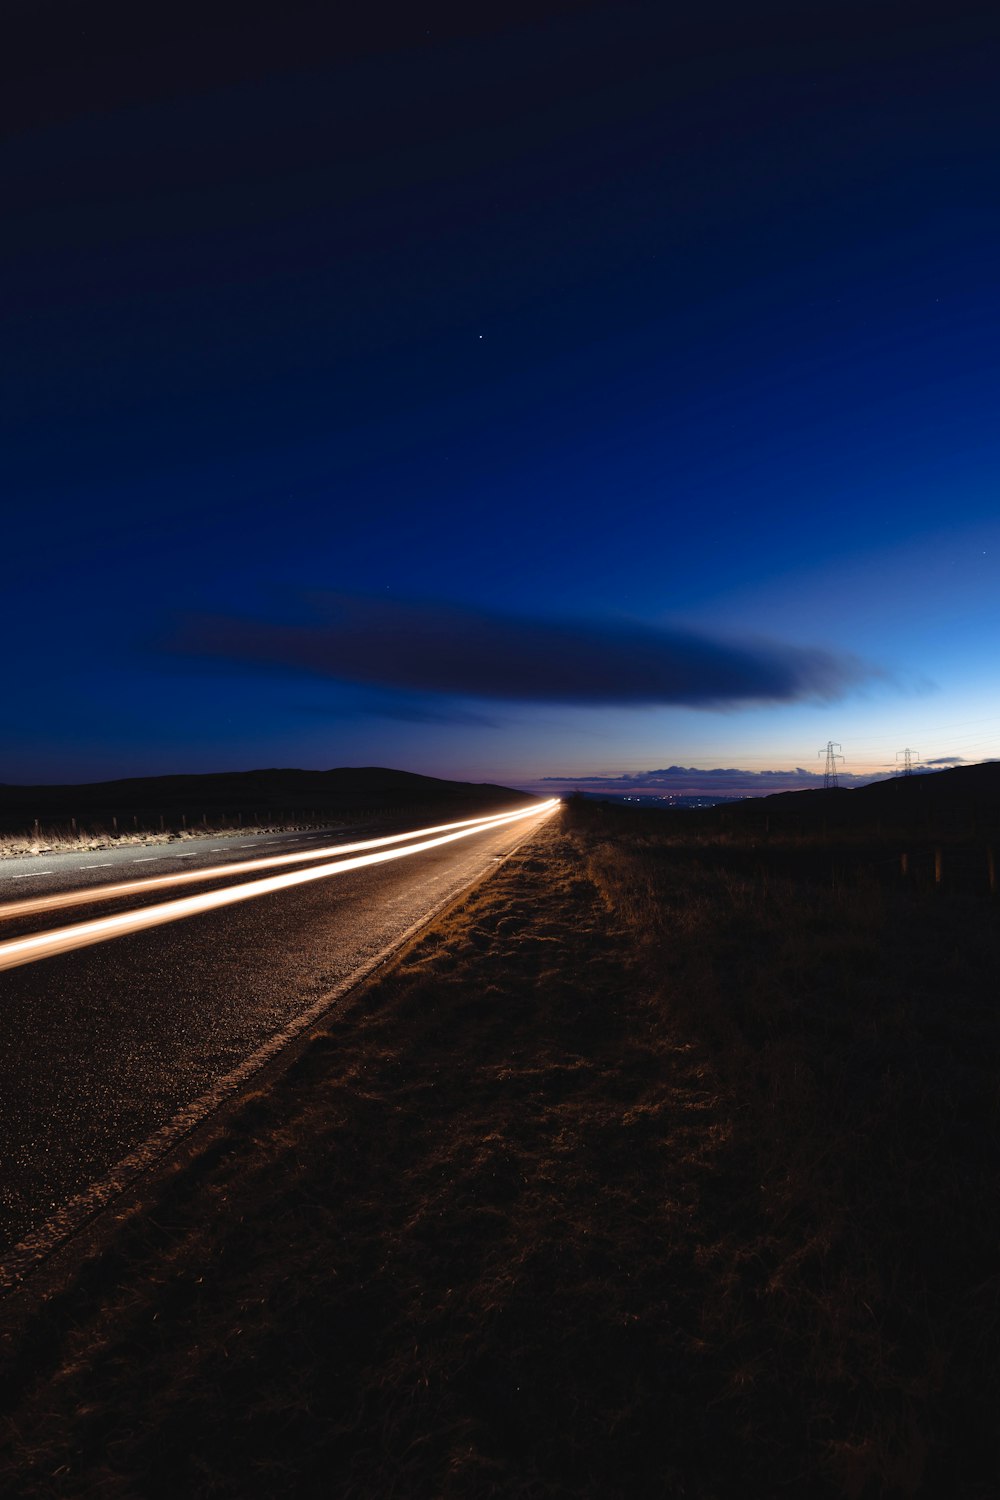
<box><xmin>9</xmin><ymin>872</ymin><xmax>50</xmax><ymax>879</ymax></box>
<box><xmin>134</xmin><ymin>857</ymin><xmax>159</xmax><ymax>862</ymax></box>
<box><xmin>0</xmin><ymin>803</ymin><xmax>558</xmax><ymax>972</ymax></box>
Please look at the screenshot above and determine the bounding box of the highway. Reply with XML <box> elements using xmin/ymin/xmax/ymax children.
<box><xmin>0</xmin><ymin>800</ymin><xmax>556</xmax><ymax>1270</ymax></box>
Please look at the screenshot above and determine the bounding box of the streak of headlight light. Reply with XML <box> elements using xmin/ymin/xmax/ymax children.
<box><xmin>0</xmin><ymin>801</ymin><xmax>558</xmax><ymax>972</ymax></box>
<box><xmin>0</xmin><ymin>800</ymin><xmax>559</xmax><ymax>922</ymax></box>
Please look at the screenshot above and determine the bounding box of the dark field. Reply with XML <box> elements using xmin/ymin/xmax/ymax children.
<box><xmin>2</xmin><ymin>798</ymin><xmax>999</xmax><ymax>1496</ymax></box>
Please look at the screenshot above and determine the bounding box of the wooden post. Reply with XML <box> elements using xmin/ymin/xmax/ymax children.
<box><xmin>988</xmin><ymin>846</ymin><xmax>996</xmax><ymax>895</ymax></box>
<box><xmin>112</xmin><ymin>815</ymin><xmax>118</xmax><ymax>834</ymax></box>
<box><xmin>935</xmin><ymin>847</ymin><xmax>943</xmax><ymax>886</ymax></box>
<box><xmin>900</xmin><ymin>851</ymin><xmax>908</xmax><ymax>878</ymax></box>
<box><xmin>71</xmin><ymin>816</ymin><xmax>77</xmax><ymax>836</ymax></box>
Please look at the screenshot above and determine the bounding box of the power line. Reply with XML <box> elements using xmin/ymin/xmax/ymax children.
<box><xmin>819</xmin><ymin>741</ymin><xmax>844</xmax><ymax>789</ymax></box>
<box><xmin>895</xmin><ymin>748</ymin><xmax>920</xmax><ymax>776</ymax></box>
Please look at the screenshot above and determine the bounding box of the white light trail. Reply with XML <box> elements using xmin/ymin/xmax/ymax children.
<box><xmin>0</xmin><ymin>802</ymin><xmax>555</xmax><ymax>923</ymax></box>
<box><xmin>0</xmin><ymin>800</ymin><xmax>558</xmax><ymax>973</ymax></box>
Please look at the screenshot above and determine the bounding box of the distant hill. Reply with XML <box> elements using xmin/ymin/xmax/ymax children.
<box><xmin>0</xmin><ymin>767</ymin><xmax>533</xmax><ymax>836</ymax></box>
<box><xmin>714</xmin><ymin>760</ymin><xmax>1000</xmax><ymax>839</ymax></box>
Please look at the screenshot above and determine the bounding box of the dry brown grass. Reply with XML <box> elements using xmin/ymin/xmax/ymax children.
<box><xmin>0</xmin><ymin>821</ymin><xmax>345</xmax><ymax>861</ymax></box>
<box><xmin>566</xmin><ymin>800</ymin><xmax>1000</xmax><ymax>1498</ymax></box>
<box><xmin>1</xmin><ymin>806</ymin><xmax>998</xmax><ymax>1496</ymax></box>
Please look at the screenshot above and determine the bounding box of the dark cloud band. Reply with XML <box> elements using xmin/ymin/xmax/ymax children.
<box><xmin>177</xmin><ymin>594</ymin><xmax>871</xmax><ymax>709</ymax></box>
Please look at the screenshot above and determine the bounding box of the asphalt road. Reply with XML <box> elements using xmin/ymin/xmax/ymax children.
<box><xmin>0</xmin><ymin>805</ymin><xmax>553</xmax><ymax>1258</ymax></box>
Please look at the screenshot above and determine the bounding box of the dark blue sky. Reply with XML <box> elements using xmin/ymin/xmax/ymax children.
<box><xmin>5</xmin><ymin>1</ymin><xmax>1000</xmax><ymax>790</ymax></box>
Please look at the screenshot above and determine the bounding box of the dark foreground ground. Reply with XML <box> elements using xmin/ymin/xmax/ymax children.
<box><xmin>1</xmin><ymin>804</ymin><xmax>998</xmax><ymax>1497</ymax></box>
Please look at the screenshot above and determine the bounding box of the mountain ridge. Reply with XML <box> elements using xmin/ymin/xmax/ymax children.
<box><xmin>0</xmin><ymin>766</ymin><xmax>533</xmax><ymax>834</ymax></box>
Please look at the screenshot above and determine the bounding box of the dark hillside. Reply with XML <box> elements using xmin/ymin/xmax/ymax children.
<box><xmin>568</xmin><ymin>761</ymin><xmax>1000</xmax><ymax>901</ymax></box>
<box><xmin>0</xmin><ymin>767</ymin><xmax>530</xmax><ymax>838</ymax></box>
<box><xmin>699</xmin><ymin>760</ymin><xmax>1000</xmax><ymax>841</ymax></box>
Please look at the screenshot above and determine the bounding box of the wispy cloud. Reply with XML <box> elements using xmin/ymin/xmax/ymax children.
<box><xmin>538</xmin><ymin>759</ymin><xmax>987</xmax><ymax>797</ymax></box>
<box><xmin>537</xmin><ymin>765</ymin><xmax>891</xmax><ymax>797</ymax></box>
<box><xmin>176</xmin><ymin>594</ymin><xmax>875</xmax><ymax>709</ymax></box>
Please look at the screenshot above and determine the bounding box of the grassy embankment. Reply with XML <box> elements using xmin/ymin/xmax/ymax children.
<box><xmin>0</xmin><ymin>818</ymin><xmax>477</xmax><ymax>861</ymax></box>
<box><xmin>0</xmin><ymin>821</ymin><xmax>332</xmax><ymax>860</ymax></box>
<box><xmin>1</xmin><ymin>798</ymin><xmax>998</xmax><ymax>1496</ymax></box>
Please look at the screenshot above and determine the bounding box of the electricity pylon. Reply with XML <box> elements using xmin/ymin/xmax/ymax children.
<box><xmin>819</xmin><ymin>741</ymin><xmax>844</xmax><ymax>789</ymax></box>
<box><xmin>896</xmin><ymin>748</ymin><xmax>919</xmax><ymax>776</ymax></box>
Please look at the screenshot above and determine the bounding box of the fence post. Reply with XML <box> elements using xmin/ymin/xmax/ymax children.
<box><xmin>935</xmin><ymin>847</ymin><xmax>943</xmax><ymax>886</ymax></box>
<box><xmin>988</xmin><ymin>846</ymin><xmax>996</xmax><ymax>895</ymax></box>
<box><xmin>900</xmin><ymin>851</ymin><xmax>908</xmax><ymax>879</ymax></box>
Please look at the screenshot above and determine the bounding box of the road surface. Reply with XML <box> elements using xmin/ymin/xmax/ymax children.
<box><xmin>0</xmin><ymin>801</ymin><xmax>555</xmax><ymax>1266</ymax></box>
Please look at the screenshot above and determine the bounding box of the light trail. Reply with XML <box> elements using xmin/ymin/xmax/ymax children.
<box><xmin>0</xmin><ymin>800</ymin><xmax>558</xmax><ymax>972</ymax></box>
<box><xmin>0</xmin><ymin>801</ymin><xmax>556</xmax><ymax>923</ymax></box>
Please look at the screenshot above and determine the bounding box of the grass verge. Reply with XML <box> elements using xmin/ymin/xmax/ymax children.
<box><xmin>0</xmin><ymin>821</ymin><xmax>344</xmax><ymax>862</ymax></box>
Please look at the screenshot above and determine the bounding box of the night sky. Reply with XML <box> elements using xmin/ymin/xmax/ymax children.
<box><xmin>6</xmin><ymin>1</ymin><xmax>1000</xmax><ymax>795</ymax></box>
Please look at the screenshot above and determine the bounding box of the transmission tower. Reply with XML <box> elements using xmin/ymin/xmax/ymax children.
<box><xmin>896</xmin><ymin>748</ymin><xmax>919</xmax><ymax>776</ymax></box>
<box><xmin>819</xmin><ymin>740</ymin><xmax>844</xmax><ymax>789</ymax></box>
